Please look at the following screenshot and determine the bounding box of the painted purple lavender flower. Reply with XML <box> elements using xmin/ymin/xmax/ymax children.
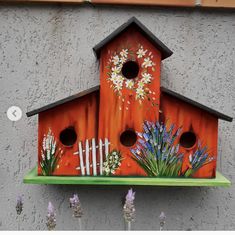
<box><xmin>159</xmin><ymin>211</ymin><xmax>166</xmax><ymax>230</ymax></box>
<box><xmin>123</xmin><ymin>188</ymin><xmax>136</xmax><ymax>230</ymax></box>
<box><xmin>16</xmin><ymin>196</ymin><xmax>23</xmax><ymax>215</ymax></box>
<box><xmin>46</xmin><ymin>202</ymin><xmax>56</xmax><ymax>230</ymax></box>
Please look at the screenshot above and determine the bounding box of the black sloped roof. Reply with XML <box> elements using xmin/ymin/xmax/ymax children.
<box><xmin>93</xmin><ymin>17</ymin><xmax>173</xmax><ymax>60</ymax></box>
<box><xmin>26</xmin><ymin>85</ymin><xmax>100</xmax><ymax>117</ymax></box>
<box><xmin>161</xmin><ymin>87</ymin><xmax>233</xmax><ymax>122</ymax></box>
<box><xmin>26</xmin><ymin>84</ymin><xmax>233</xmax><ymax>123</ymax></box>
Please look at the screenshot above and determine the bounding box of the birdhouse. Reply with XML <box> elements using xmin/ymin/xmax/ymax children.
<box><xmin>26</xmin><ymin>17</ymin><xmax>232</xmax><ymax>183</ymax></box>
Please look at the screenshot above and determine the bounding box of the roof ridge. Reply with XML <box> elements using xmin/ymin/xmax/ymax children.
<box><xmin>93</xmin><ymin>17</ymin><xmax>173</xmax><ymax>60</ymax></box>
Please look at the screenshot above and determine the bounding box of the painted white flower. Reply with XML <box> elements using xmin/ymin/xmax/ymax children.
<box><xmin>125</xmin><ymin>80</ymin><xmax>134</xmax><ymax>89</ymax></box>
<box><xmin>115</xmin><ymin>75</ymin><xmax>124</xmax><ymax>83</ymax></box>
<box><xmin>136</xmin><ymin>86</ymin><xmax>145</xmax><ymax>99</ymax></box>
<box><xmin>142</xmin><ymin>57</ymin><xmax>153</xmax><ymax>68</ymax></box>
<box><xmin>137</xmin><ymin>80</ymin><xmax>145</xmax><ymax>87</ymax></box>
<box><xmin>141</xmin><ymin>73</ymin><xmax>152</xmax><ymax>84</ymax></box>
<box><xmin>109</xmin><ymin>72</ymin><xmax>117</xmax><ymax>82</ymax></box>
<box><xmin>112</xmin><ymin>66</ymin><xmax>121</xmax><ymax>74</ymax></box>
<box><xmin>115</xmin><ymin>82</ymin><xmax>123</xmax><ymax>91</ymax></box>
<box><xmin>120</xmin><ymin>49</ymin><xmax>128</xmax><ymax>58</ymax></box>
<box><xmin>137</xmin><ymin>47</ymin><xmax>147</xmax><ymax>58</ymax></box>
<box><xmin>120</xmin><ymin>56</ymin><xmax>127</xmax><ymax>64</ymax></box>
<box><xmin>112</xmin><ymin>55</ymin><xmax>119</xmax><ymax>65</ymax></box>
<box><xmin>47</xmin><ymin>150</ymin><xmax>50</xmax><ymax>160</ymax></box>
<box><xmin>41</xmin><ymin>150</ymin><xmax>45</xmax><ymax>161</ymax></box>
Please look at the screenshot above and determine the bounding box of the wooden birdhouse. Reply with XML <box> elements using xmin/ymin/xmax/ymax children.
<box><xmin>26</xmin><ymin>17</ymin><xmax>232</xmax><ymax>184</ymax></box>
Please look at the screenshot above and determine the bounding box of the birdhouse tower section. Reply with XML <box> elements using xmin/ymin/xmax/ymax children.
<box><xmin>93</xmin><ymin>18</ymin><xmax>173</xmax><ymax>176</ymax></box>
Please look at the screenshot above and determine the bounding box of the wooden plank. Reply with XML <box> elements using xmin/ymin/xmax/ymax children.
<box><xmin>0</xmin><ymin>0</ymin><xmax>84</xmax><ymax>3</ymax></box>
<box><xmin>99</xmin><ymin>139</ymin><xmax>103</xmax><ymax>175</ymax></box>
<box><xmin>92</xmin><ymin>138</ymin><xmax>97</xmax><ymax>176</ymax></box>
<box><xmin>24</xmin><ymin>167</ymin><xmax>231</xmax><ymax>187</ymax></box>
<box><xmin>1</xmin><ymin>0</ymin><xmax>235</xmax><ymax>8</ymax></box>
<box><xmin>104</xmin><ymin>138</ymin><xmax>109</xmax><ymax>159</ymax></box>
<box><xmin>201</xmin><ymin>0</ymin><xmax>235</xmax><ymax>8</ymax></box>
<box><xmin>91</xmin><ymin>0</ymin><xmax>195</xmax><ymax>7</ymax></box>
<box><xmin>85</xmin><ymin>139</ymin><xmax>90</xmax><ymax>176</ymax></box>
<box><xmin>78</xmin><ymin>142</ymin><xmax>85</xmax><ymax>176</ymax></box>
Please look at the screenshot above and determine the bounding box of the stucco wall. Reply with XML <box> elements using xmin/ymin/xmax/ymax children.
<box><xmin>0</xmin><ymin>3</ymin><xmax>234</xmax><ymax>230</ymax></box>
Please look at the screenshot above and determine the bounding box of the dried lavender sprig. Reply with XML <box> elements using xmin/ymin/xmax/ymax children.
<box><xmin>123</xmin><ymin>188</ymin><xmax>136</xmax><ymax>230</ymax></box>
<box><xmin>70</xmin><ymin>194</ymin><xmax>83</xmax><ymax>230</ymax></box>
<box><xmin>46</xmin><ymin>202</ymin><xmax>56</xmax><ymax>230</ymax></box>
<box><xmin>159</xmin><ymin>211</ymin><xmax>166</xmax><ymax>231</ymax></box>
<box><xmin>16</xmin><ymin>195</ymin><xmax>23</xmax><ymax>215</ymax></box>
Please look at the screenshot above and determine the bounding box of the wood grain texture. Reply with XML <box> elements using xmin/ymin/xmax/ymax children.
<box><xmin>38</xmin><ymin>90</ymin><xmax>99</xmax><ymax>176</ymax></box>
<box><xmin>98</xmin><ymin>27</ymin><xmax>162</xmax><ymax>176</ymax></box>
<box><xmin>160</xmin><ymin>92</ymin><xmax>218</xmax><ymax>178</ymax></box>
<box><xmin>201</xmin><ymin>0</ymin><xmax>235</xmax><ymax>8</ymax></box>
<box><xmin>92</xmin><ymin>0</ymin><xmax>195</xmax><ymax>6</ymax></box>
<box><xmin>0</xmin><ymin>0</ymin><xmax>84</xmax><ymax>3</ymax></box>
<box><xmin>24</xmin><ymin>166</ymin><xmax>231</xmax><ymax>187</ymax></box>
<box><xmin>1</xmin><ymin>0</ymin><xmax>235</xmax><ymax>8</ymax></box>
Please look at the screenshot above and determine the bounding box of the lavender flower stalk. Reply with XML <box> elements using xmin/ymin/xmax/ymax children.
<box><xmin>46</xmin><ymin>202</ymin><xmax>56</xmax><ymax>230</ymax></box>
<box><xmin>16</xmin><ymin>196</ymin><xmax>23</xmax><ymax>215</ymax></box>
<box><xmin>123</xmin><ymin>188</ymin><xmax>136</xmax><ymax>230</ymax></box>
<box><xmin>159</xmin><ymin>211</ymin><xmax>166</xmax><ymax>231</ymax></box>
<box><xmin>70</xmin><ymin>194</ymin><xmax>83</xmax><ymax>230</ymax></box>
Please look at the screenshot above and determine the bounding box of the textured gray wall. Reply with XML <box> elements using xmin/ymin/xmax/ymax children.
<box><xmin>0</xmin><ymin>3</ymin><xmax>234</xmax><ymax>230</ymax></box>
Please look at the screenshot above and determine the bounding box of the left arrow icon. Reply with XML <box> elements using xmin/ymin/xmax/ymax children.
<box><xmin>7</xmin><ymin>106</ymin><xmax>22</xmax><ymax>122</ymax></box>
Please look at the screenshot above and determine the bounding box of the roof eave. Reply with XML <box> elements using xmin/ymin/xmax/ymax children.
<box><xmin>26</xmin><ymin>85</ymin><xmax>100</xmax><ymax>117</ymax></box>
<box><xmin>161</xmin><ymin>87</ymin><xmax>233</xmax><ymax>122</ymax></box>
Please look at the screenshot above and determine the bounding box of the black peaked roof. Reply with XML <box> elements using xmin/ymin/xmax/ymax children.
<box><xmin>161</xmin><ymin>87</ymin><xmax>233</xmax><ymax>122</ymax></box>
<box><xmin>93</xmin><ymin>17</ymin><xmax>173</xmax><ymax>60</ymax></box>
<box><xmin>26</xmin><ymin>85</ymin><xmax>100</xmax><ymax>117</ymax></box>
<box><xmin>26</xmin><ymin>85</ymin><xmax>233</xmax><ymax>122</ymax></box>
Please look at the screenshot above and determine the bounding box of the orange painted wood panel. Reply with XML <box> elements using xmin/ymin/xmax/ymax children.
<box><xmin>2</xmin><ymin>0</ymin><xmax>235</xmax><ymax>8</ymax></box>
<box><xmin>0</xmin><ymin>0</ymin><xmax>84</xmax><ymax>3</ymax></box>
<box><xmin>38</xmin><ymin>91</ymin><xmax>99</xmax><ymax>175</ymax></box>
<box><xmin>201</xmin><ymin>0</ymin><xmax>235</xmax><ymax>8</ymax></box>
<box><xmin>92</xmin><ymin>0</ymin><xmax>195</xmax><ymax>6</ymax></box>
<box><xmin>98</xmin><ymin>27</ymin><xmax>162</xmax><ymax>176</ymax></box>
<box><xmin>160</xmin><ymin>92</ymin><xmax>218</xmax><ymax>178</ymax></box>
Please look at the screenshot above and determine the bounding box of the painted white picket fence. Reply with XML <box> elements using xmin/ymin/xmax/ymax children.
<box><xmin>73</xmin><ymin>138</ymin><xmax>110</xmax><ymax>176</ymax></box>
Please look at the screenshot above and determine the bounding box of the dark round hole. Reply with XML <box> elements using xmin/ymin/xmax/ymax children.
<box><xmin>120</xmin><ymin>129</ymin><xmax>137</xmax><ymax>147</ymax></box>
<box><xmin>60</xmin><ymin>127</ymin><xmax>77</xmax><ymax>147</ymax></box>
<box><xmin>179</xmin><ymin>131</ymin><xmax>197</xmax><ymax>149</ymax></box>
<box><xmin>121</xmin><ymin>61</ymin><xmax>139</xmax><ymax>79</ymax></box>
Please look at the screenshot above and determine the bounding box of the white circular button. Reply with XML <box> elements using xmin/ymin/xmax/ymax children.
<box><xmin>7</xmin><ymin>106</ymin><xmax>22</xmax><ymax>122</ymax></box>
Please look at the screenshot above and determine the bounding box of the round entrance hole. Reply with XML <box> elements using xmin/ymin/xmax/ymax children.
<box><xmin>121</xmin><ymin>61</ymin><xmax>139</xmax><ymax>79</ymax></box>
<box><xmin>120</xmin><ymin>129</ymin><xmax>137</xmax><ymax>147</ymax></box>
<box><xmin>179</xmin><ymin>131</ymin><xmax>197</xmax><ymax>149</ymax></box>
<box><xmin>59</xmin><ymin>127</ymin><xmax>77</xmax><ymax>147</ymax></box>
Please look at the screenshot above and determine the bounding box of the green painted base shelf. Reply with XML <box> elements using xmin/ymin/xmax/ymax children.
<box><xmin>23</xmin><ymin>167</ymin><xmax>231</xmax><ymax>187</ymax></box>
